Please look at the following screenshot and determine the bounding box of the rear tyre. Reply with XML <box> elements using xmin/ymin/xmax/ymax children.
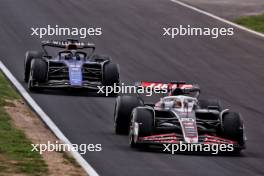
<box><xmin>199</xmin><ymin>99</ymin><xmax>222</xmax><ymax>111</ymax></box>
<box><xmin>24</xmin><ymin>51</ymin><xmax>43</xmax><ymax>82</ymax></box>
<box><xmin>130</xmin><ymin>108</ymin><xmax>154</xmax><ymax>148</ymax></box>
<box><xmin>114</xmin><ymin>96</ymin><xmax>142</xmax><ymax>135</ymax></box>
<box><xmin>28</xmin><ymin>59</ymin><xmax>47</xmax><ymax>92</ymax></box>
<box><xmin>222</xmin><ymin>112</ymin><xmax>245</xmax><ymax>152</ymax></box>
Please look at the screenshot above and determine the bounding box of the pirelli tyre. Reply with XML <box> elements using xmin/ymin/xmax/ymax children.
<box><xmin>103</xmin><ymin>62</ymin><xmax>119</xmax><ymax>86</ymax></box>
<box><xmin>198</xmin><ymin>99</ymin><xmax>222</xmax><ymax>111</ymax></box>
<box><xmin>222</xmin><ymin>112</ymin><xmax>245</xmax><ymax>152</ymax></box>
<box><xmin>130</xmin><ymin>108</ymin><xmax>154</xmax><ymax>148</ymax></box>
<box><xmin>114</xmin><ymin>96</ymin><xmax>142</xmax><ymax>135</ymax></box>
<box><xmin>90</xmin><ymin>54</ymin><xmax>111</xmax><ymax>62</ymax></box>
<box><xmin>24</xmin><ymin>51</ymin><xmax>43</xmax><ymax>82</ymax></box>
<box><xmin>28</xmin><ymin>59</ymin><xmax>48</xmax><ymax>91</ymax></box>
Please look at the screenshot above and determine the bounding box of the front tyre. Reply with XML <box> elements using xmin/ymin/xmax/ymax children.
<box><xmin>222</xmin><ymin>112</ymin><xmax>245</xmax><ymax>152</ymax></box>
<box><xmin>24</xmin><ymin>51</ymin><xmax>43</xmax><ymax>82</ymax></box>
<box><xmin>130</xmin><ymin>108</ymin><xmax>154</xmax><ymax>148</ymax></box>
<box><xmin>114</xmin><ymin>96</ymin><xmax>142</xmax><ymax>135</ymax></box>
<box><xmin>103</xmin><ymin>62</ymin><xmax>119</xmax><ymax>86</ymax></box>
<box><xmin>28</xmin><ymin>59</ymin><xmax>47</xmax><ymax>92</ymax></box>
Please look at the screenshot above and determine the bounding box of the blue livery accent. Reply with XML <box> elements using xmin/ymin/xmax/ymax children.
<box><xmin>66</xmin><ymin>60</ymin><xmax>83</xmax><ymax>86</ymax></box>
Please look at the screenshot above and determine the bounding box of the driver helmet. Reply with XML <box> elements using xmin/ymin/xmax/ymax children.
<box><xmin>173</xmin><ymin>99</ymin><xmax>182</xmax><ymax>108</ymax></box>
<box><xmin>65</xmin><ymin>44</ymin><xmax>79</xmax><ymax>60</ymax></box>
<box><xmin>66</xmin><ymin>44</ymin><xmax>78</xmax><ymax>50</ymax></box>
<box><xmin>170</xmin><ymin>88</ymin><xmax>184</xmax><ymax>96</ymax></box>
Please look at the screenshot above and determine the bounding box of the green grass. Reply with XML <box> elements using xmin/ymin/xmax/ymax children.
<box><xmin>0</xmin><ymin>73</ymin><xmax>19</xmax><ymax>105</ymax></box>
<box><xmin>234</xmin><ymin>13</ymin><xmax>264</xmax><ymax>33</ymax></box>
<box><xmin>0</xmin><ymin>72</ymin><xmax>48</xmax><ymax>175</ymax></box>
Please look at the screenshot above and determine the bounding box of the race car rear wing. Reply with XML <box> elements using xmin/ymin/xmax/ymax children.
<box><xmin>41</xmin><ymin>39</ymin><xmax>96</xmax><ymax>55</ymax></box>
<box><xmin>135</xmin><ymin>81</ymin><xmax>200</xmax><ymax>97</ymax></box>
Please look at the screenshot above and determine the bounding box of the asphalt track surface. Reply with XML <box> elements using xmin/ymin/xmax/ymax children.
<box><xmin>1</xmin><ymin>0</ymin><xmax>264</xmax><ymax>175</ymax></box>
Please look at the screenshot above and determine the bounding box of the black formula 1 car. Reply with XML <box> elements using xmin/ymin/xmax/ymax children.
<box><xmin>114</xmin><ymin>81</ymin><xmax>246</xmax><ymax>153</ymax></box>
<box><xmin>24</xmin><ymin>39</ymin><xmax>119</xmax><ymax>92</ymax></box>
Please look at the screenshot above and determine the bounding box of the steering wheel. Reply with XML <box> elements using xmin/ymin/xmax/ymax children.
<box><xmin>58</xmin><ymin>50</ymin><xmax>73</xmax><ymax>60</ymax></box>
<box><xmin>75</xmin><ymin>51</ymin><xmax>87</xmax><ymax>59</ymax></box>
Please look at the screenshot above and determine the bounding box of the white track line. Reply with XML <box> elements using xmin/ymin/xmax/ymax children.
<box><xmin>170</xmin><ymin>0</ymin><xmax>264</xmax><ymax>38</ymax></box>
<box><xmin>0</xmin><ymin>61</ymin><xmax>99</xmax><ymax>176</ymax></box>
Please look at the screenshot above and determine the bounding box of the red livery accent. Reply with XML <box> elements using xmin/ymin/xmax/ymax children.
<box><xmin>138</xmin><ymin>133</ymin><xmax>236</xmax><ymax>144</ymax></box>
<box><xmin>139</xmin><ymin>81</ymin><xmax>193</xmax><ymax>90</ymax></box>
